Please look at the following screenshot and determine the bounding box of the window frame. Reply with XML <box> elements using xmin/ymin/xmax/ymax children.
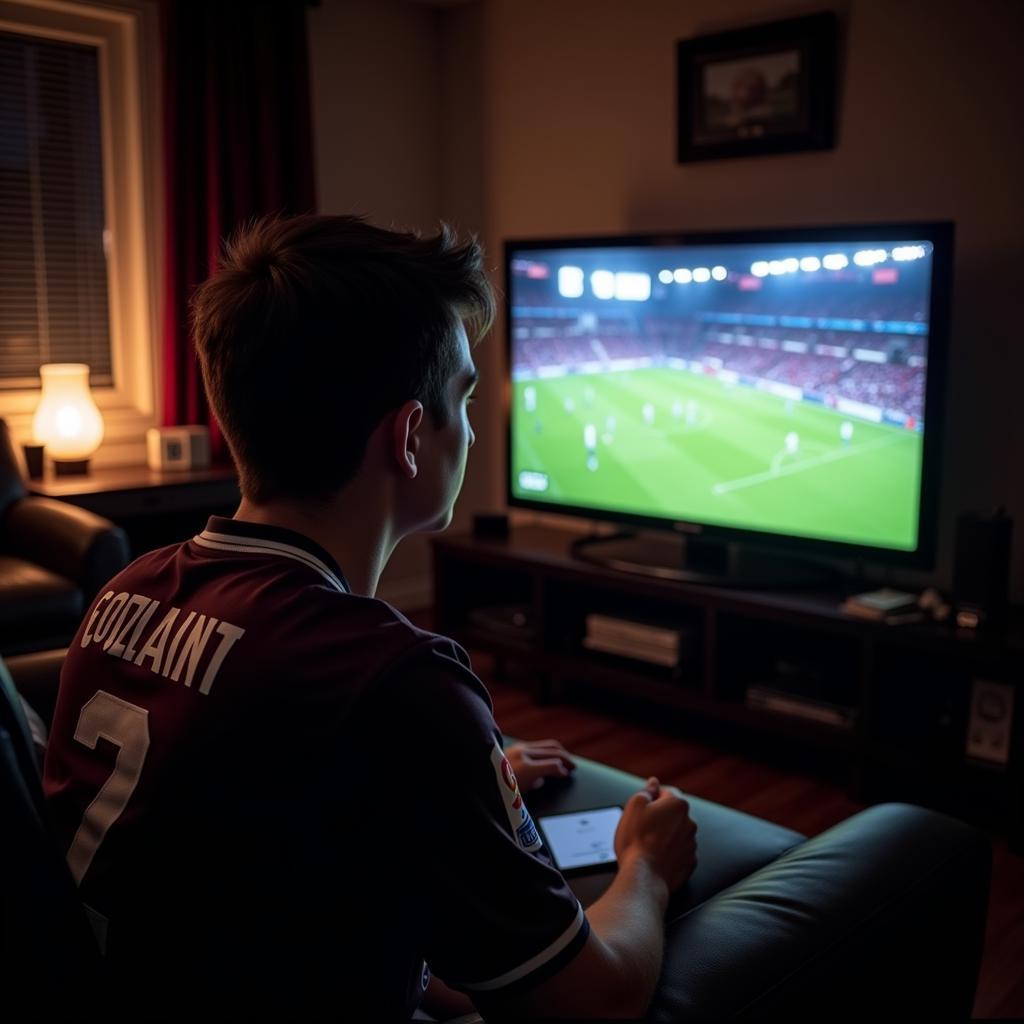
<box><xmin>0</xmin><ymin>0</ymin><xmax>162</xmax><ymax>467</ymax></box>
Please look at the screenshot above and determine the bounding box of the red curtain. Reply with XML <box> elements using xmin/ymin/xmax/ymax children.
<box><xmin>161</xmin><ymin>0</ymin><xmax>316</xmax><ymax>459</ymax></box>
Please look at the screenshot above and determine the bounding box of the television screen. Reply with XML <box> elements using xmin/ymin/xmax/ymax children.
<box><xmin>506</xmin><ymin>226</ymin><xmax>951</xmax><ymax>559</ymax></box>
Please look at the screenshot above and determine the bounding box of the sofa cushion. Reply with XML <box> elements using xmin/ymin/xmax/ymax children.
<box><xmin>523</xmin><ymin>750</ymin><xmax>805</xmax><ymax>917</ymax></box>
<box><xmin>0</xmin><ymin>556</ymin><xmax>83</xmax><ymax>656</ymax></box>
<box><xmin>648</xmin><ymin>803</ymin><xmax>991</xmax><ymax>1021</ymax></box>
<box><xmin>5</xmin><ymin>648</ymin><xmax>65</xmax><ymax>726</ymax></box>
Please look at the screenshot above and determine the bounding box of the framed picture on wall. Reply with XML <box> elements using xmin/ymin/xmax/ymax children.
<box><xmin>677</xmin><ymin>12</ymin><xmax>838</xmax><ymax>162</ymax></box>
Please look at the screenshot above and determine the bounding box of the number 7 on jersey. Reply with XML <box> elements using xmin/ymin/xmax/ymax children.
<box><xmin>66</xmin><ymin>690</ymin><xmax>151</xmax><ymax>885</ymax></box>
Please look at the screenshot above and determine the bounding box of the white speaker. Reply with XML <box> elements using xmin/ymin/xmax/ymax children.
<box><xmin>146</xmin><ymin>426</ymin><xmax>210</xmax><ymax>471</ymax></box>
<box><xmin>965</xmin><ymin>679</ymin><xmax>1014</xmax><ymax>766</ymax></box>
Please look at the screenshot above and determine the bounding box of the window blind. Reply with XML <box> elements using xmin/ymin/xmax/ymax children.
<box><xmin>0</xmin><ymin>29</ymin><xmax>113</xmax><ymax>390</ymax></box>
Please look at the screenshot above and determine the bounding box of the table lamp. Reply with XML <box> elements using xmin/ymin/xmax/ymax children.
<box><xmin>32</xmin><ymin>363</ymin><xmax>105</xmax><ymax>475</ymax></box>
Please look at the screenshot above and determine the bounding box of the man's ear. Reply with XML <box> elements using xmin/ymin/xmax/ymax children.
<box><xmin>392</xmin><ymin>400</ymin><xmax>424</xmax><ymax>479</ymax></box>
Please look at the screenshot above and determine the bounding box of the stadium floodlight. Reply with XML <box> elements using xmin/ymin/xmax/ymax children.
<box><xmin>614</xmin><ymin>271</ymin><xmax>652</xmax><ymax>301</ymax></box>
<box><xmin>558</xmin><ymin>265</ymin><xmax>585</xmax><ymax>298</ymax></box>
<box><xmin>658</xmin><ymin>269</ymin><xmax>674</xmax><ymax>284</ymax></box>
<box><xmin>692</xmin><ymin>267</ymin><xmax>711</xmax><ymax>283</ymax></box>
<box><xmin>799</xmin><ymin>256</ymin><xmax>822</xmax><ymax>272</ymax></box>
<box><xmin>853</xmin><ymin>248</ymin><xmax>888</xmax><ymax>266</ymax></box>
<box><xmin>892</xmin><ymin>245</ymin><xmax>927</xmax><ymax>261</ymax></box>
<box><xmin>782</xmin><ymin>257</ymin><xmax>800</xmax><ymax>273</ymax></box>
<box><xmin>712</xmin><ymin>265</ymin><xmax>728</xmax><ymax>281</ymax></box>
<box><xmin>768</xmin><ymin>260</ymin><xmax>787</xmax><ymax>275</ymax></box>
<box><xmin>591</xmin><ymin>270</ymin><xmax>616</xmax><ymax>299</ymax></box>
<box><xmin>750</xmin><ymin>260</ymin><xmax>770</xmax><ymax>277</ymax></box>
<box><xmin>822</xmin><ymin>253</ymin><xmax>848</xmax><ymax>270</ymax></box>
<box><xmin>673</xmin><ymin>268</ymin><xmax>693</xmax><ymax>283</ymax></box>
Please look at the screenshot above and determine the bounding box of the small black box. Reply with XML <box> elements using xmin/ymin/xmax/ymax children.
<box><xmin>473</xmin><ymin>512</ymin><xmax>509</xmax><ymax>540</ymax></box>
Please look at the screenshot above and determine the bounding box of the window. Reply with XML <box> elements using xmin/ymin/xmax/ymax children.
<box><xmin>0</xmin><ymin>30</ymin><xmax>113</xmax><ymax>389</ymax></box>
<box><xmin>0</xmin><ymin>0</ymin><xmax>160</xmax><ymax>464</ymax></box>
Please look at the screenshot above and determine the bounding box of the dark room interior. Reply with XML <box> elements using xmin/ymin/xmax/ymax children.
<box><xmin>1</xmin><ymin>0</ymin><xmax>1021</xmax><ymax>1020</ymax></box>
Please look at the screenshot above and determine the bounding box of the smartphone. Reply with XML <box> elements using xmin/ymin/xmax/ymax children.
<box><xmin>537</xmin><ymin>806</ymin><xmax>623</xmax><ymax>875</ymax></box>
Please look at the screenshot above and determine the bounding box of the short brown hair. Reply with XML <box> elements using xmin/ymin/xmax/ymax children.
<box><xmin>192</xmin><ymin>215</ymin><xmax>495</xmax><ymax>503</ymax></box>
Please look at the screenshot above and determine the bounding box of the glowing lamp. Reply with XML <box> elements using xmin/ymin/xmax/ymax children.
<box><xmin>32</xmin><ymin>363</ymin><xmax>104</xmax><ymax>475</ymax></box>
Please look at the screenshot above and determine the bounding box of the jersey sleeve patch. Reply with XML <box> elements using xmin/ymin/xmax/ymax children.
<box><xmin>489</xmin><ymin>741</ymin><xmax>542</xmax><ymax>853</ymax></box>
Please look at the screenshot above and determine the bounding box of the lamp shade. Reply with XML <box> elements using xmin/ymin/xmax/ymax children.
<box><xmin>32</xmin><ymin>363</ymin><xmax>104</xmax><ymax>460</ymax></box>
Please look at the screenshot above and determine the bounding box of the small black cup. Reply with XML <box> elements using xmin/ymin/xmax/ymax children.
<box><xmin>22</xmin><ymin>443</ymin><xmax>45</xmax><ymax>480</ymax></box>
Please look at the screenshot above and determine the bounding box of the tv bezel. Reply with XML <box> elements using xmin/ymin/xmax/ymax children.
<box><xmin>503</xmin><ymin>221</ymin><xmax>953</xmax><ymax>570</ymax></box>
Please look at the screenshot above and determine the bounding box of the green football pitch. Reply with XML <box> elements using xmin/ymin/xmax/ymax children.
<box><xmin>511</xmin><ymin>369</ymin><xmax>923</xmax><ymax>551</ymax></box>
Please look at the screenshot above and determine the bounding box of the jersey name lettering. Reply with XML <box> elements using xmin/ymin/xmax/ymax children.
<box><xmin>81</xmin><ymin>590</ymin><xmax>245</xmax><ymax>696</ymax></box>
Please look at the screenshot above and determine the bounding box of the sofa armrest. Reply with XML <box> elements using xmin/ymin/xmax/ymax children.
<box><xmin>2</xmin><ymin>496</ymin><xmax>129</xmax><ymax>602</ymax></box>
<box><xmin>4</xmin><ymin>648</ymin><xmax>65</xmax><ymax>728</ymax></box>
<box><xmin>649</xmin><ymin>802</ymin><xmax>991</xmax><ymax>1021</ymax></box>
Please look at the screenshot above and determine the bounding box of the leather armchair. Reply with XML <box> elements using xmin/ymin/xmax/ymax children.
<box><xmin>0</xmin><ymin>420</ymin><xmax>129</xmax><ymax>656</ymax></box>
<box><xmin>8</xmin><ymin>654</ymin><xmax>990</xmax><ymax>1021</ymax></box>
<box><xmin>527</xmin><ymin>755</ymin><xmax>991</xmax><ymax>1021</ymax></box>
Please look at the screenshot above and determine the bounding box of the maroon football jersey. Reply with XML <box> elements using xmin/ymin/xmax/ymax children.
<box><xmin>43</xmin><ymin>517</ymin><xmax>587</xmax><ymax>1020</ymax></box>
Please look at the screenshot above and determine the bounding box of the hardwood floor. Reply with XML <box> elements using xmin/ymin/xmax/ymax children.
<box><xmin>468</xmin><ymin>650</ymin><xmax>1024</xmax><ymax>1021</ymax></box>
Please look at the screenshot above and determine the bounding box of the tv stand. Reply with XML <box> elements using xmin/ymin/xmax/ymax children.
<box><xmin>570</xmin><ymin>530</ymin><xmax>839</xmax><ymax>589</ymax></box>
<box><xmin>431</xmin><ymin>523</ymin><xmax>1023</xmax><ymax>849</ymax></box>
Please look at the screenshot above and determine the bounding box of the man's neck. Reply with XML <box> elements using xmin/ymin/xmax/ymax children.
<box><xmin>233</xmin><ymin>489</ymin><xmax>395</xmax><ymax>598</ymax></box>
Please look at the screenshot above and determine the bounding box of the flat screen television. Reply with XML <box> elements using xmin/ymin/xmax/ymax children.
<box><xmin>505</xmin><ymin>222</ymin><xmax>953</xmax><ymax>581</ymax></box>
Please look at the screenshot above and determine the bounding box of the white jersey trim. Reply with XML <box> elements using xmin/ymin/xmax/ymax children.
<box><xmin>457</xmin><ymin>902</ymin><xmax>586</xmax><ymax>992</ymax></box>
<box><xmin>194</xmin><ymin>531</ymin><xmax>348</xmax><ymax>593</ymax></box>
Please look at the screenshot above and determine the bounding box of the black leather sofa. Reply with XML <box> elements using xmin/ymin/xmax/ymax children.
<box><xmin>0</xmin><ymin>420</ymin><xmax>130</xmax><ymax>657</ymax></box>
<box><xmin>6</xmin><ymin>650</ymin><xmax>991</xmax><ymax>1021</ymax></box>
<box><xmin>528</xmin><ymin>754</ymin><xmax>991</xmax><ymax>1021</ymax></box>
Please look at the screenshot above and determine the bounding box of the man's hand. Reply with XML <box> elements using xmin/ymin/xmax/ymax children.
<box><xmin>614</xmin><ymin>777</ymin><xmax>698</xmax><ymax>894</ymax></box>
<box><xmin>505</xmin><ymin>739</ymin><xmax>576</xmax><ymax>791</ymax></box>
<box><xmin>483</xmin><ymin>776</ymin><xmax>697</xmax><ymax>1021</ymax></box>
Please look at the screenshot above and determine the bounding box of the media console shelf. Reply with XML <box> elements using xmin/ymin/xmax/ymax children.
<box><xmin>432</xmin><ymin>525</ymin><xmax>1023</xmax><ymax>848</ymax></box>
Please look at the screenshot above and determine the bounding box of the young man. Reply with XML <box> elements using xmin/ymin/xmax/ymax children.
<box><xmin>43</xmin><ymin>215</ymin><xmax>698</xmax><ymax>1021</ymax></box>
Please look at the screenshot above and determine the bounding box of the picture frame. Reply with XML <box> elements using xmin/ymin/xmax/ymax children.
<box><xmin>677</xmin><ymin>12</ymin><xmax>838</xmax><ymax>163</ymax></box>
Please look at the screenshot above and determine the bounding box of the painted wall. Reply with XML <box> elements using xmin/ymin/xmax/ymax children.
<box><xmin>307</xmin><ymin>0</ymin><xmax>446</xmax><ymax>604</ymax></box>
<box><xmin>454</xmin><ymin>0</ymin><xmax>1024</xmax><ymax>595</ymax></box>
<box><xmin>310</xmin><ymin>0</ymin><xmax>1024</xmax><ymax>599</ymax></box>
